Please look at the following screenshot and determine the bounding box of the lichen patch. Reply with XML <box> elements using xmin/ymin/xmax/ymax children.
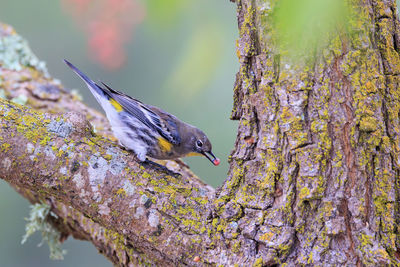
<box><xmin>148</xmin><ymin>209</ymin><xmax>159</xmax><ymax>228</ymax></box>
<box><xmin>122</xmin><ymin>180</ymin><xmax>136</xmax><ymax>196</ymax></box>
<box><xmin>98</xmin><ymin>201</ymin><xmax>111</xmax><ymax>216</ymax></box>
<box><xmin>135</xmin><ymin>207</ymin><xmax>145</xmax><ymax>219</ymax></box>
<box><xmin>73</xmin><ymin>172</ymin><xmax>84</xmax><ymax>189</ymax></box>
<box><xmin>2</xmin><ymin>157</ymin><xmax>11</xmax><ymax>170</ymax></box>
<box><xmin>26</xmin><ymin>143</ymin><xmax>34</xmax><ymax>154</ymax></box>
<box><xmin>47</xmin><ymin>119</ymin><xmax>72</xmax><ymax>138</ymax></box>
<box><xmin>59</xmin><ymin>166</ymin><xmax>67</xmax><ymax>175</ymax></box>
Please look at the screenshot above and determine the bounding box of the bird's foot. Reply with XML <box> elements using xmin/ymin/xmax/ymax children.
<box><xmin>174</xmin><ymin>158</ymin><xmax>189</xmax><ymax>168</ymax></box>
<box><xmin>142</xmin><ymin>159</ymin><xmax>181</xmax><ymax>178</ymax></box>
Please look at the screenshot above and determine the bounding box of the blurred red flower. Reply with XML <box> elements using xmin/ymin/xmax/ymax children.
<box><xmin>62</xmin><ymin>0</ymin><xmax>145</xmax><ymax>70</ymax></box>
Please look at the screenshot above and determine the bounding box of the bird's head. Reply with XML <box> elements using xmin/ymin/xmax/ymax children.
<box><xmin>185</xmin><ymin>128</ymin><xmax>220</xmax><ymax>166</ymax></box>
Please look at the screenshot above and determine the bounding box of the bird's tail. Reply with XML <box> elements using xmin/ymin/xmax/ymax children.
<box><xmin>64</xmin><ymin>59</ymin><xmax>110</xmax><ymax>104</ymax></box>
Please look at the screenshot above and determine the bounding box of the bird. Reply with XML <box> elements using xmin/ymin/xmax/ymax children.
<box><xmin>64</xmin><ymin>60</ymin><xmax>220</xmax><ymax>172</ymax></box>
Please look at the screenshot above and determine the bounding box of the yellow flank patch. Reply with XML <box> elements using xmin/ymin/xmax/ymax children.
<box><xmin>110</xmin><ymin>98</ymin><xmax>123</xmax><ymax>112</ymax></box>
<box><xmin>186</xmin><ymin>152</ymin><xmax>203</xmax><ymax>157</ymax></box>
<box><xmin>158</xmin><ymin>137</ymin><xmax>173</xmax><ymax>152</ymax></box>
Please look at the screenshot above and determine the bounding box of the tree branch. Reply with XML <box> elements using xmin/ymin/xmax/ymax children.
<box><xmin>0</xmin><ymin>86</ymin><xmax>218</xmax><ymax>265</ymax></box>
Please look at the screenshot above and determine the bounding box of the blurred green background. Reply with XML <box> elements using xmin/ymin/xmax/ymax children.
<box><xmin>0</xmin><ymin>0</ymin><xmax>238</xmax><ymax>266</ymax></box>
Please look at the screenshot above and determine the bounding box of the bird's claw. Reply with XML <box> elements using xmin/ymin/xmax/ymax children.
<box><xmin>142</xmin><ymin>159</ymin><xmax>181</xmax><ymax>178</ymax></box>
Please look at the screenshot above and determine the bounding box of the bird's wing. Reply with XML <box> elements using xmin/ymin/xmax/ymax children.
<box><xmin>146</xmin><ymin>105</ymin><xmax>182</xmax><ymax>145</ymax></box>
<box><xmin>101</xmin><ymin>82</ymin><xmax>181</xmax><ymax>145</ymax></box>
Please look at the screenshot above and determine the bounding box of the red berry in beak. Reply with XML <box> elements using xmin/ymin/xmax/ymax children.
<box><xmin>213</xmin><ymin>158</ymin><xmax>220</xmax><ymax>166</ymax></box>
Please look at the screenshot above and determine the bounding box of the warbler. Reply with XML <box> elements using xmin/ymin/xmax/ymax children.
<box><xmin>64</xmin><ymin>60</ymin><xmax>220</xmax><ymax>167</ymax></box>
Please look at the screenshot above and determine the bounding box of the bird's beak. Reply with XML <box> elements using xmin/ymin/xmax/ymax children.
<box><xmin>202</xmin><ymin>151</ymin><xmax>220</xmax><ymax>166</ymax></box>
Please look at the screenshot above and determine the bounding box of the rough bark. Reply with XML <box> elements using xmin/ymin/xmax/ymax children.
<box><xmin>1</xmin><ymin>0</ymin><xmax>400</xmax><ymax>265</ymax></box>
<box><xmin>225</xmin><ymin>0</ymin><xmax>400</xmax><ymax>265</ymax></box>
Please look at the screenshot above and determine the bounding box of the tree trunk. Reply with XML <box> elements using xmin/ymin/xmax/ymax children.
<box><xmin>1</xmin><ymin>0</ymin><xmax>400</xmax><ymax>265</ymax></box>
<box><xmin>226</xmin><ymin>0</ymin><xmax>400</xmax><ymax>265</ymax></box>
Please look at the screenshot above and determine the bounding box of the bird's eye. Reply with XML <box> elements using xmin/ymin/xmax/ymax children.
<box><xmin>196</xmin><ymin>140</ymin><xmax>203</xmax><ymax>147</ymax></box>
